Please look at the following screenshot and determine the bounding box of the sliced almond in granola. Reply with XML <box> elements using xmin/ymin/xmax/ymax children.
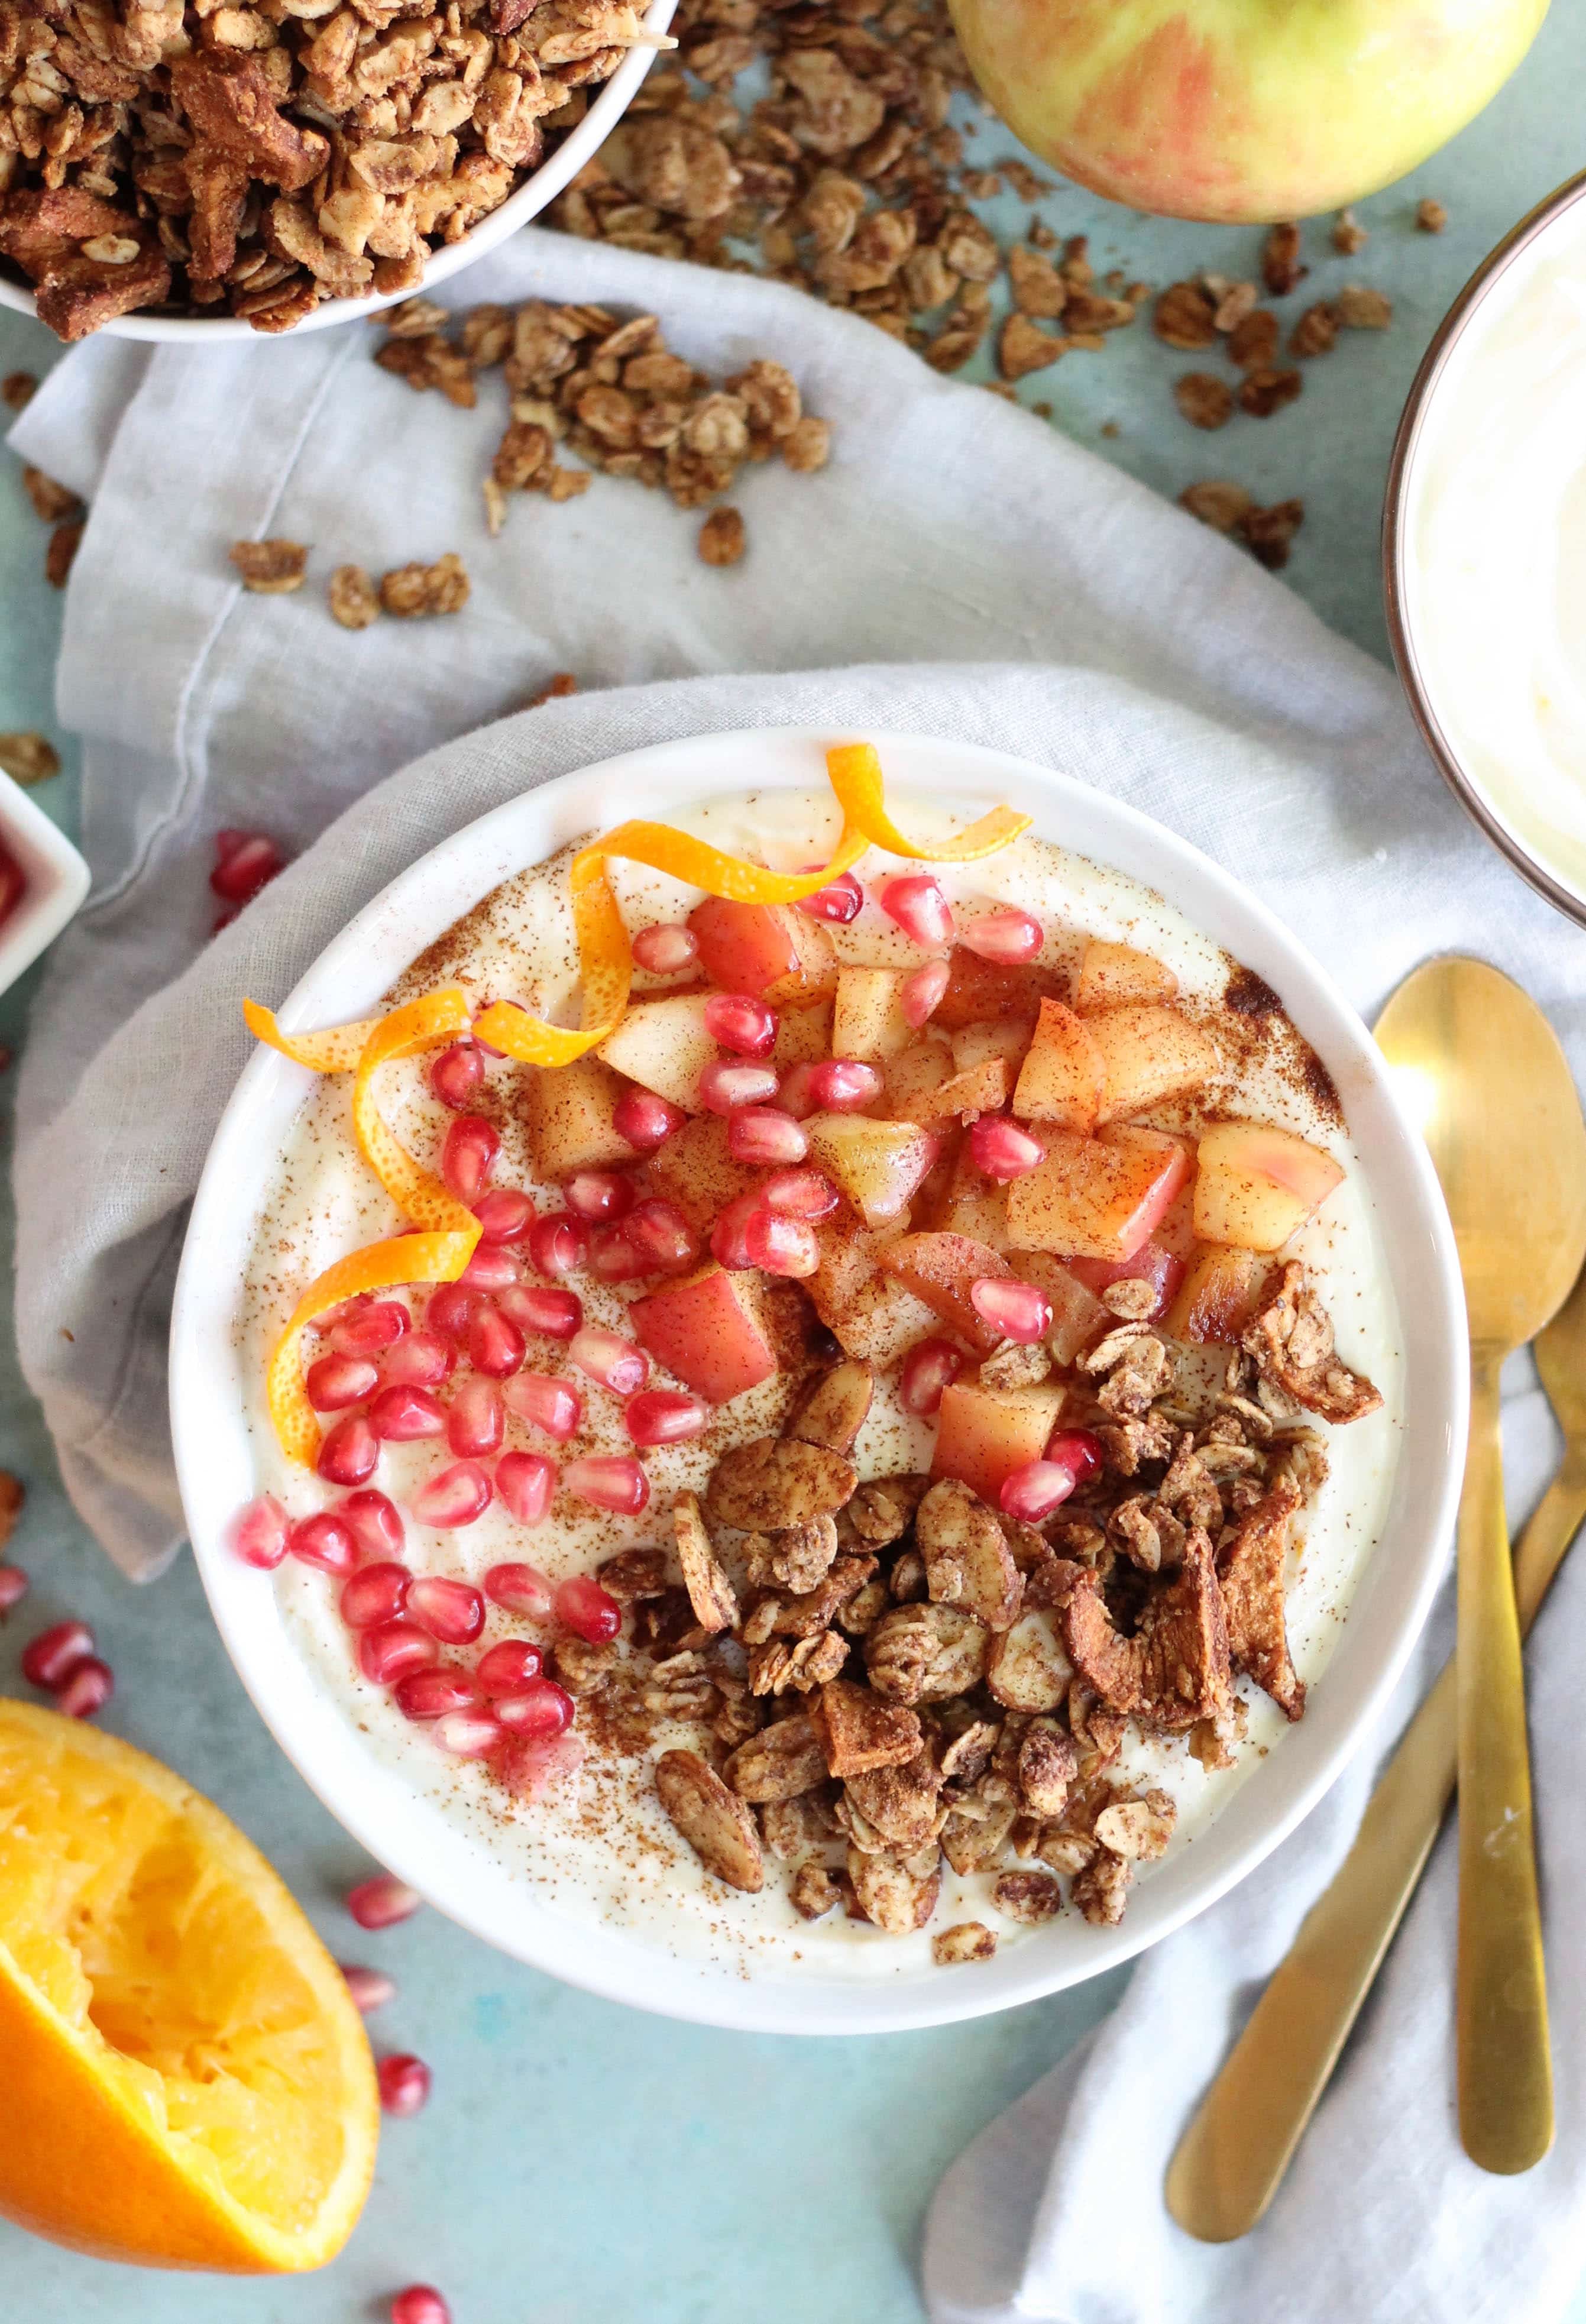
<box><xmin>791</xmin><ymin>1862</ymin><xmax>843</xmax><ymax>1920</ymax></box>
<box><xmin>978</xmin><ymin>1341</ymin><xmax>1051</xmax><ymax>1392</ymax></box>
<box><xmin>785</xmin><ymin>1358</ymin><xmax>874</xmax><ymax>1454</ymax></box>
<box><xmin>704</xmin><ymin>1436</ymin><xmax>857</xmax><ymax>1530</ymax></box>
<box><xmin>846</xmin><ymin>1842</ymin><xmax>940</xmax><ymax>1934</ymax></box>
<box><xmin>724</xmin><ymin>1710</ymin><xmax>827</xmax><ymax>1801</ymax></box>
<box><xmin>844</xmin><ymin>1472</ymin><xmax>931</xmax><ymax>1546</ymax></box>
<box><xmin>598</xmin><ymin>1546</ymin><xmax>670</xmax><ymax>1603</ymax></box>
<box><xmin>229</xmin><ymin>537</ymin><xmax>308</xmax><ymax>593</ymax></box>
<box><xmin>1073</xmin><ymin>1849</ymin><xmax>1132</xmax><ymax>1925</ymax></box>
<box><xmin>673</xmin><ymin>1491</ymin><xmax>738</xmax><ymax>1634</ymax></box>
<box><xmin>745</xmin><ymin>1516</ymin><xmax>840</xmax><ymax>1594</ymax></box>
<box><xmin>758</xmin><ymin>1553</ymin><xmax>876</xmax><ymax>1639</ymax></box>
<box><xmin>655</xmin><ymin>1748</ymin><xmax>765</xmax><ymax>1892</ymax></box>
<box><xmin>865</xmin><ymin>1604</ymin><xmax>989</xmax><ymax>1704</ymax></box>
<box><xmin>933</xmin><ymin>1921</ymin><xmax>997</xmax><ymax>1965</ymax></box>
<box><xmin>760</xmin><ymin>1792</ymin><xmax>831</xmax><ymax>1862</ymax></box>
<box><xmin>1033</xmin><ymin>1827</ymin><xmax>1097</xmax><ymax>1876</ymax></box>
<box><xmin>992</xmin><ymin>1870</ymin><xmax>1061</xmax><ymax>1924</ymax></box>
<box><xmin>1094</xmin><ymin>1789</ymin><xmax>1176</xmax><ymax>1862</ymax></box>
<box><xmin>985</xmin><ymin>1608</ymin><xmax>1072</xmax><ymax>1713</ymax></box>
<box><xmin>843</xmin><ymin>1748</ymin><xmax>944</xmax><ymax>1853</ymax></box>
<box><xmin>917</xmin><ymin>1478</ymin><xmax>1022</xmax><ymax>1632</ymax></box>
<box><xmin>941</xmin><ymin>1795</ymin><xmax>1018</xmax><ymax>1876</ymax></box>
<box><xmin>811</xmin><ymin>1676</ymin><xmax>922</xmax><ymax>1776</ymax></box>
<box><xmin>1017</xmin><ymin>1717</ymin><xmax>1078</xmax><ymax>1818</ymax></box>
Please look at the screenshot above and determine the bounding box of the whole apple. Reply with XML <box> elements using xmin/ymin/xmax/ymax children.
<box><xmin>946</xmin><ymin>0</ymin><xmax>1549</xmax><ymax>223</ymax></box>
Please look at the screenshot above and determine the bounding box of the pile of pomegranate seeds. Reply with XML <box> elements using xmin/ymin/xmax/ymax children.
<box><xmin>19</xmin><ymin>1617</ymin><xmax>112</xmax><ymax>1718</ymax></box>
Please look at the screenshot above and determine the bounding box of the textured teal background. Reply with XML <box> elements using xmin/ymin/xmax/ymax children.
<box><xmin>4</xmin><ymin>8</ymin><xmax>1586</xmax><ymax>2317</ymax></box>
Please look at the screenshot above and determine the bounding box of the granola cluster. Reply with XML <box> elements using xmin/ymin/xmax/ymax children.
<box><xmin>0</xmin><ymin>0</ymin><xmax>667</xmax><ymax>336</ymax></box>
<box><xmin>559</xmin><ymin>1261</ymin><xmax>1378</xmax><ymax>1954</ymax></box>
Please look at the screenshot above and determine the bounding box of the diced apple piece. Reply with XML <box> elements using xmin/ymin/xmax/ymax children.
<box><xmin>810</xmin><ymin>1222</ymin><xmax>940</xmax><ymax>1365</ymax></box>
<box><xmin>936</xmin><ymin>1141</ymin><xmax>1010</xmax><ymax>1251</ymax></box>
<box><xmin>832</xmin><ymin>967</ymin><xmax>912</xmax><ymax>1061</ymax></box>
<box><xmin>597</xmin><ymin>993</ymin><xmax>718</xmax><ymax>1112</ymax></box>
<box><xmin>1086</xmin><ymin>1005</ymin><xmax>1220</xmax><ymax>1125</ymax></box>
<box><xmin>1164</xmin><ymin>1245</ymin><xmax>1275</xmax><ymax>1342</ymax></box>
<box><xmin>773</xmin><ymin>998</ymin><xmax>833</xmax><ymax>1069</ymax></box>
<box><xmin>1074</xmin><ymin>940</ymin><xmax>1179</xmax><ymax>1013</ymax></box>
<box><xmin>524</xmin><ymin>1054</ymin><xmax>643</xmax><ymax>1177</ymax></box>
<box><xmin>805</xmin><ymin>1113</ymin><xmax>938</xmax><ymax>1229</ymax></box>
<box><xmin>646</xmin><ymin>1114</ymin><xmax>758</xmax><ymax>1232</ymax></box>
<box><xmin>932</xmin><ymin>1380</ymin><xmax>1067</xmax><ymax>1503</ymax></box>
<box><xmin>934</xmin><ymin>948</ymin><xmax>1064</xmax><ymax>1031</ymax></box>
<box><xmin>687</xmin><ymin>897</ymin><xmax>837</xmax><ymax>1003</ymax></box>
<box><xmin>884</xmin><ymin>1037</ymin><xmax>956</xmax><ymax>1119</ymax></box>
<box><xmin>950</xmin><ymin>1020</ymin><xmax>1032</xmax><ymax>1075</ymax></box>
<box><xmin>630</xmin><ymin>1264</ymin><xmax>778</xmax><ymax>1403</ymax></box>
<box><xmin>1012</xmin><ymin>998</ymin><xmax>1106</xmax><ymax>1131</ymax></box>
<box><xmin>878</xmin><ymin>1230</ymin><xmax>1012</xmax><ymax>1354</ymax></box>
<box><xmin>1067</xmin><ymin>1239</ymin><xmax>1186</xmax><ymax>1320</ymax></box>
<box><xmin>1011</xmin><ymin>1252</ymin><xmax>1109</xmax><ymax>1364</ymax></box>
<box><xmin>1006</xmin><ymin>1125</ymin><xmax>1193</xmax><ymax>1262</ymax></box>
<box><xmin>1192</xmin><ymin>1122</ymin><xmax>1345</xmax><ymax>1252</ymax></box>
<box><xmin>910</xmin><ymin>1056</ymin><xmax>1009</xmax><ymax>1123</ymax></box>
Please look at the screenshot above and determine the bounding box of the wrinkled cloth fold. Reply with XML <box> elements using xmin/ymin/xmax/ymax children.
<box><xmin>8</xmin><ymin>223</ymin><xmax>1586</xmax><ymax>2324</ymax></box>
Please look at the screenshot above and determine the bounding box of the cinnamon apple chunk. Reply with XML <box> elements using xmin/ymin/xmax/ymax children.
<box><xmin>524</xmin><ymin>1053</ymin><xmax>645</xmax><ymax>1177</ymax></box>
<box><xmin>1012</xmin><ymin>998</ymin><xmax>1106</xmax><ymax>1131</ymax></box>
<box><xmin>805</xmin><ymin>1113</ymin><xmax>938</xmax><ymax>1229</ymax></box>
<box><xmin>932</xmin><ymin>1380</ymin><xmax>1067</xmax><ymax>1503</ymax></box>
<box><xmin>1192</xmin><ymin>1122</ymin><xmax>1345</xmax><ymax>1252</ymax></box>
<box><xmin>933</xmin><ymin>947</ymin><xmax>1064</xmax><ymax>1031</ymax></box>
<box><xmin>878</xmin><ymin>1230</ymin><xmax>1012</xmax><ymax>1354</ymax></box>
<box><xmin>1074</xmin><ymin>940</ymin><xmax>1179</xmax><ymax>1012</ymax></box>
<box><xmin>1086</xmin><ymin>1005</ymin><xmax>1220</xmax><ymax>1125</ymax></box>
<box><xmin>1006</xmin><ymin>1125</ymin><xmax>1193</xmax><ymax>1262</ymax></box>
<box><xmin>1009</xmin><ymin>1252</ymin><xmax>1110</xmax><ymax>1363</ymax></box>
<box><xmin>630</xmin><ymin>1264</ymin><xmax>779</xmax><ymax>1403</ymax></box>
<box><xmin>687</xmin><ymin>897</ymin><xmax>837</xmax><ymax>1003</ymax></box>
<box><xmin>597</xmin><ymin>993</ymin><xmax>717</xmax><ymax>1112</ymax></box>
<box><xmin>1164</xmin><ymin>1245</ymin><xmax>1274</xmax><ymax>1342</ymax></box>
<box><xmin>810</xmin><ymin>1222</ymin><xmax>940</xmax><ymax>1365</ymax></box>
<box><xmin>883</xmin><ymin>1037</ymin><xmax>956</xmax><ymax>1119</ymax></box>
<box><xmin>832</xmin><ymin>967</ymin><xmax>912</xmax><ymax>1061</ymax></box>
<box><xmin>645</xmin><ymin>1114</ymin><xmax>758</xmax><ymax>1233</ymax></box>
<box><xmin>909</xmin><ymin>1056</ymin><xmax>1009</xmax><ymax>1122</ymax></box>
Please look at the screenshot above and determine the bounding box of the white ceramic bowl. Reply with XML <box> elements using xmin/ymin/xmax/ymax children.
<box><xmin>170</xmin><ymin>727</ymin><xmax>1467</xmax><ymax>2035</ymax></box>
<box><xmin>0</xmin><ymin>772</ymin><xmax>89</xmax><ymax>998</ymax></box>
<box><xmin>0</xmin><ymin>1</ymin><xmax>674</xmax><ymax>347</ymax></box>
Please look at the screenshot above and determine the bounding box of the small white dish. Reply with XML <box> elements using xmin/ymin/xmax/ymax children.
<box><xmin>0</xmin><ymin>772</ymin><xmax>89</xmax><ymax>997</ymax></box>
<box><xmin>0</xmin><ymin>0</ymin><xmax>674</xmax><ymax>347</ymax></box>
<box><xmin>170</xmin><ymin>727</ymin><xmax>1467</xmax><ymax>2036</ymax></box>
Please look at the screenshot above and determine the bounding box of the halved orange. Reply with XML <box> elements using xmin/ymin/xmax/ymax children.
<box><xmin>0</xmin><ymin>1698</ymin><xmax>378</xmax><ymax>2271</ymax></box>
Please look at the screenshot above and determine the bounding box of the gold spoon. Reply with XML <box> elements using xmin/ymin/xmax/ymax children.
<box><xmin>1166</xmin><ymin>1258</ymin><xmax>1586</xmax><ymax>2239</ymax></box>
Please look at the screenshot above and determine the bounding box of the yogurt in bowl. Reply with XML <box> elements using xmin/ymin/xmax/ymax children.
<box><xmin>172</xmin><ymin>728</ymin><xmax>1465</xmax><ymax>2034</ymax></box>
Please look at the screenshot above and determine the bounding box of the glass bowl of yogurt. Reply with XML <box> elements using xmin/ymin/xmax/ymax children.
<box><xmin>170</xmin><ymin>727</ymin><xmax>1465</xmax><ymax>2035</ymax></box>
<box><xmin>1387</xmin><ymin>169</ymin><xmax>1586</xmax><ymax>924</ymax></box>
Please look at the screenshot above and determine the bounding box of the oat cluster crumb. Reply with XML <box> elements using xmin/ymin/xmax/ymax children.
<box><xmin>229</xmin><ymin>537</ymin><xmax>308</xmax><ymax>594</ymax></box>
<box><xmin>228</xmin><ymin>538</ymin><xmax>471</xmax><ymax>617</ymax></box>
<box><xmin>2</xmin><ymin>370</ymin><xmax>37</xmax><ymax>410</ymax></box>
<box><xmin>1178</xmin><ymin>481</ymin><xmax>1305</xmax><ymax>571</ymax></box>
<box><xmin>0</xmin><ymin>730</ymin><xmax>60</xmax><ymax>783</ymax></box>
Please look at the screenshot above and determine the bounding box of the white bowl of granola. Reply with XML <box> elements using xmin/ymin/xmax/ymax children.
<box><xmin>0</xmin><ymin>0</ymin><xmax>674</xmax><ymax>344</ymax></box>
<box><xmin>170</xmin><ymin>726</ymin><xmax>1465</xmax><ymax>2034</ymax></box>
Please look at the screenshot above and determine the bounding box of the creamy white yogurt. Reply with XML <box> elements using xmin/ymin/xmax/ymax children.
<box><xmin>238</xmin><ymin>788</ymin><xmax>1404</xmax><ymax>1979</ymax></box>
<box><xmin>1403</xmin><ymin>199</ymin><xmax>1586</xmax><ymax>904</ymax></box>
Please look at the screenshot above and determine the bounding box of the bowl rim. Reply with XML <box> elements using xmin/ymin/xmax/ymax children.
<box><xmin>0</xmin><ymin>0</ymin><xmax>674</xmax><ymax>347</ymax></box>
<box><xmin>170</xmin><ymin>724</ymin><xmax>1468</xmax><ymax>2036</ymax></box>
<box><xmin>1383</xmin><ymin>166</ymin><xmax>1586</xmax><ymax>930</ymax></box>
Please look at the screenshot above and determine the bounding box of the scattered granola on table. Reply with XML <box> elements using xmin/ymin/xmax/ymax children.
<box><xmin>0</xmin><ymin>730</ymin><xmax>60</xmax><ymax>784</ymax></box>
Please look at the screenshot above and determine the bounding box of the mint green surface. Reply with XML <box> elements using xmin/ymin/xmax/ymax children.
<box><xmin>3</xmin><ymin>8</ymin><xmax>1585</xmax><ymax>2315</ymax></box>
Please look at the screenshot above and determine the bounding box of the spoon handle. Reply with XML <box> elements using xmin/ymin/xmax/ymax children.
<box><xmin>1458</xmin><ymin>1350</ymin><xmax>1552</xmax><ymax>2173</ymax></box>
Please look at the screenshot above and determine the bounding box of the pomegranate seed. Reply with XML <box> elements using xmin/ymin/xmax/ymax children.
<box><xmin>378</xmin><ymin>2054</ymin><xmax>431</xmax><ymax>2118</ymax></box>
<box><xmin>624</xmin><ymin>1388</ymin><xmax>707</xmax><ymax>1446</ymax></box>
<box><xmin>744</xmin><ymin>1208</ymin><xmax>819</xmax><ymax>1278</ymax></box>
<box><xmin>494</xmin><ymin>1452</ymin><xmax>556</xmax><ymax>1526</ymax></box>
<box><xmin>881</xmin><ymin>873</ymin><xmax>953</xmax><ymax>947</ymax></box>
<box><xmin>485</xmin><ymin>1560</ymin><xmax>555</xmax><ymax>1616</ymax></box>
<box><xmin>347</xmin><ymin>1873</ymin><xmax>421</xmax><ymax>1929</ymax></box>
<box><xmin>899</xmin><ymin>1336</ymin><xmax>964</xmax><ymax>1416</ymax></box>
<box><xmin>317</xmin><ymin>1414</ymin><xmax>379</xmax><ymax>1487</ymax></box>
<box><xmin>341</xmin><ymin>1964</ymin><xmax>397</xmax><ymax>2014</ymax></box>
<box><xmin>381</xmin><ymin>1331</ymin><xmax>455</xmax><ymax>1390</ymax></box>
<box><xmin>586</xmin><ymin>1223</ymin><xmax>648</xmax><ymax>1284</ymax></box>
<box><xmin>459</xmin><ymin>1244</ymin><xmax>521</xmax><ymax>1292</ymax></box>
<box><xmin>228</xmin><ymin>1494</ymin><xmax>289</xmax><ymax>1569</ymax></box>
<box><xmin>493</xmin><ymin>1730</ymin><xmax>585</xmax><ymax>1798</ymax></box>
<box><xmin>564</xmin><ymin>1456</ymin><xmax>649</xmax><ymax>1517</ymax></box>
<box><xmin>476</xmin><ymin>1639</ymin><xmax>545</xmax><ymax>1694</ymax></box>
<box><xmin>493</xmin><ymin>1678</ymin><xmax>575</xmax><ymax>1737</ymax></box>
<box><xmin>807</xmin><ymin>1058</ymin><xmax>882</xmax><ymax>1111</ymax></box>
<box><xmin>446</xmin><ymin>1377</ymin><xmax>504</xmax><ymax>1457</ymax></box>
<box><xmin>441</xmin><ymin>1115</ymin><xmax>499</xmax><ymax>1202</ymax></box>
<box><xmin>555</xmin><ymin>1573</ymin><xmax>623</xmax><ymax>1641</ymax></box>
<box><xmin>503</xmin><ymin>1372</ymin><xmax>582</xmax><ymax>1441</ymax></box>
<box><xmin>632</xmin><ymin>921</ymin><xmax>699</xmax><ymax>974</ymax></box>
<box><xmin>465</xmin><ymin>1305</ymin><xmax>525</xmax><ymax>1381</ymax></box>
<box><xmin>762</xmin><ymin>1166</ymin><xmax>839</xmax><ymax>1220</ymax></box>
<box><xmin>962</xmin><ymin>907</ymin><xmax>1043</xmax><ymax>964</ymax></box>
<box><xmin>433</xmin><ymin>1707</ymin><xmax>504</xmax><ymax>1759</ymax></box>
<box><xmin>776</xmin><ymin>1061</ymin><xmax>821</xmax><ymax>1119</ymax></box>
<box><xmin>704</xmin><ymin>992</ymin><xmax>778</xmax><ymax>1057</ymax></box>
<box><xmin>901</xmin><ymin>959</ymin><xmax>951</xmax><ymax>1029</ymax></box>
<box><xmin>625</xmin><ymin>1197</ymin><xmax>698</xmax><ymax>1273</ymax></box>
<box><xmin>0</xmin><ymin>1564</ymin><xmax>28</xmax><ymax>1615</ymax></box>
<box><xmin>699</xmin><ymin>1058</ymin><xmax>779</xmax><ymax>1115</ymax></box>
<box><xmin>497</xmin><ymin>1283</ymin><xmax>581</xmax><ymax>1341</ymax></box>
<box><xmin>425</xmin><ymin>1283</ymin><xmax>478</xmax><ymax>1344</ymax></box>
<box><xmin>368</xmin><ymin>1384</ymin><xmax>446</xmax><ymax>1443</ymax></box>
<box><xmin>999</xmin><ymin>1460</ymin><xmax>1079</xmax><ymax>1524</ymax></box>
<box><xmin>970</xmin><ymin>1116</ymin><xmax>1044</xmax><ymax>1182</ymax></box>
<box><xmin>1046</xmin><ymin>1429</ymin><xmax>1105</xmax><ymax>1487</ymax></box>
<box><xmin>339</xmin><ymin>1489</ymin><xmax>406</xmax><ymax>1562</ymax></box>
<box><xmin>569</xmin><ymin>1326</ymin><xmax>648</xmax><ymax>1397</ymax></box>
<box><xmin>289</xmin><ymin>1512</ymin><xmax>360</xmax><ymax>1577</ymax></box>
<box><xmin>306</xmin><ymin>1353</ymin><xmax>379</xmax><ymax>1412</ymax></box>
<box><xmin>710</xmin><ymin>1190</ymin><xmax>764</xmax><ymax>1271</ymax></box>
<box><xmin>340</xmin><ymin>1562</ymin><xmax>410</xmax><ymax>1629</ymax></box>
<box><xmin>391</xmin><ymin>2287</ymin><xmax>450</xmax><ymax>2324</ymax></box>
<box><xmin>796</xmin><ymin>870</ymin><xmax>863</xmax><ymax>924</ymax></box>
<box><xmin>358</xmin><ymin>1620</ymin><xmax>438</xmax><ymax>1685</ymax></box>
<box><xmin>394</xmin><ymin>1666</ymin><xmax>481</xmax><ymax>1721</ymax></box>
<box><xmin>526</xmin><ymin>1213</ymin><xmax>588</xmax><ymax>1280</ymax></box>
<box><xmin>56</xmin><ymin>1656</ymin><xmax>113</xmax><ymax>1718</ymax></box>
<box><xmin>564</xmin><ymin>1170</ymin><xmax>635</xmax><ymax>1222</ymax></box>
<box><xmin>407</xmin><ymin>1575</ymin><xmax>485</xmax><ymax>1645</ymax></box>
<box><xmin>970</xmin><ymin>1277</ymin><xmax>1052</xmax><ymax>1345</ymax></box>
<box><xmin>327</xmin><ymin>1301</ymin><xmax>409</xmax><ymax>1360</ymax></box>
<box><xmin>209</xmin><ymin>831</ymin><xmax>283</xmax><ymax>905</ymax></box>
<box><xmin>728</xmin><ymin>1106</ymin><xmax>808</xmax><ymax>1166</ymax></box>
<box><xmin>613</xmin><ymin>1087</ymin><xmax>686</xmax><ymax>1152</ymax></box>
<box><xmin>410</xmin><ymin>1462</ymin><xmax>493</xmax><ymax>1529</ymax></box>
<box><xmin>429</xmin><ymin>1042</ymin><xmax>484</xmax><ymax>1110</ymax></box>
<box><xmin>472</xmin><ymin>1187</ymin><xmax>534</xmax><ymax>1244</ymax></box>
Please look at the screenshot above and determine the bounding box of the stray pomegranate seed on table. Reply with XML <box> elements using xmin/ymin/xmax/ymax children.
<box><xmin>21</xmin><ymin>1618</ymin><xmax>95</xmax><ymax>1690</ymax></box>
<box><xmin>377</xmin><ymin>2054</ymin><xmax>432</xmax><ymax>2118</ymax></box>
<box><xmin>0</xmin><ymin>1564</ymin><xmax>30</xmax><ymax>1616</ymax></box>
<box><xmin>347</xmin><ymin>1875</ymin><xmax>421</xmax><ymax>1931</ymax></box>
<box><xmin>340</xmin><ymin>1964</ymin><xmax>397</xmax><ymax>2015</ymax></box>
<box><xmin>390</xmin><ymin>2283</ymin><xmax>451</xmax><ymax>2324</ymax></box>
